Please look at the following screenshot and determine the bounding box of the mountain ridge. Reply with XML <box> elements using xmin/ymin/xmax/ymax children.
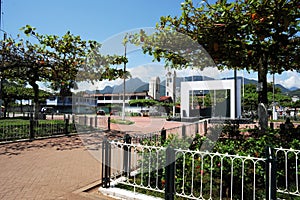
<box><xmin>94</xmin><ymin>76</ymin><xmax>298</xmax><ymax>96</ymax></box>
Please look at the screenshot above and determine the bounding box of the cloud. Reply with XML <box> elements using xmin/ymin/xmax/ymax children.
<box><xmin>278</xmin><ymin>71</ymin><xmax>300</xmax><ymax>89</ymax></box>
<box><xmin>76</xmin><ymin>63</ymin><xmax>165</xmax><ymax>91</ymax></box>
<box><xmin>179</xmin><ymin>67</ymin><xmax>228</xmax><ymax>80</ymax></box>
<box><xmin>128</xmin><ymin>63</ymin><xmax>165</xmax><ymax>81</ymax></box>
<box><xmin>76</xmin><ymin>79</ymin><xmax>124</xmax><ymax>92</ymax></box>
<box><xmin>129</xmin><ymin>65</ymin><xmax>228</xmax><ymax>81</ymax></box>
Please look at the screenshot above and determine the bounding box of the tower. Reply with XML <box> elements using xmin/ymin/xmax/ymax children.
<box><xmin>149</xmin><ymin>76</ymin><xmax>160</xmax><ymax>100</ymax></box>
<box><xmin>165</xmin><ymin>69</ymin><xmax>176</xmax><ymax>102</ymax></box>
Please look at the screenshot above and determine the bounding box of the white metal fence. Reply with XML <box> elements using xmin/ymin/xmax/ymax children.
<box><xmin>102</xmin><ymin>139</ymin><xmax>270</xmax><ymax>200</ymax></box>
<box><xmin>101</xmin><ymin>137</ymin><xmax>300</xmax><ymax>200</ymax></box>
<box><xmin>275</xmin><ymin>147</ymin><xmax>300</xmax><ymax>197</ymax></box>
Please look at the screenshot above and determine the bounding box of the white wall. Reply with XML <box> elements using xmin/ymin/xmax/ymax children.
<box><xmin>181</xmin><ymin>79</ymin><xmax>241</xmax><ymax>119</ymax></box>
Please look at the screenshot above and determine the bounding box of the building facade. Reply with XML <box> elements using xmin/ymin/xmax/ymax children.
<box><xmin>165</xmin><ymin>69</ymin><xmax>176</xmax><ymax>101</ymax></box>
<box><xmin>148</xmin><ymin>76</ymin><xmax>161</xmax><ymax>100</ymax></box>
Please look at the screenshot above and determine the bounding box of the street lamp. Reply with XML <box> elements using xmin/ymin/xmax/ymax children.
<box><xmin>121</xmin><ymin>40</ymin><xmax>127</xmax><ymax>121</ymax></box>
<box><xmin>272</xmin><ymin>73</ymin><xmax>277</xmax><ymax>120</ymax></box>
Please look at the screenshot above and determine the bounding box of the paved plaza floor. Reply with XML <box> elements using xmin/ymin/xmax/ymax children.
<box><xmin>0</xmin><ymin>135</ymin><xmax>115</xmax><ymax>200</ymax></box>
<box><xmin>0</xmin><ymin>117</ymin><xmax>182</xmax><ymax>200</ymax></box>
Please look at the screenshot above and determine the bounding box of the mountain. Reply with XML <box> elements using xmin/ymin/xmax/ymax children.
<box><xmin>113</xmin><ymin>78</ymin><xmax>149</xmax><ymax>93</ymax></box>
<box><xmin>223</xmin><ymin>77</ymin><xmax>291</xmax><ymax>94</ymax></box>
<box><xmin>99</xmin><ymin>86</ymin><xmax>113</xmax><ymax>94</ymax></box>
<box><xmin>290</xmin><ymin>87</ymin><xmax>299</xmax><ymax>91</ymax></box>
<box><xmin>96</xmin><ymin>78</ymin><xmax>149</xmax><ymax>94</ymax></box>
<box><xmin>289</xmin><ymin>89</ymin><xmax>300</xmax><ymax>97</ymax></box>
<box><xmin>275</xmin><ymin>84</ymin><xmax>290</xmax><ymax>94</ymax></box>
<box><xmin>94</xmin><ymin>76</ymin><xmax>295</xmax><ymax>96</ymax></box>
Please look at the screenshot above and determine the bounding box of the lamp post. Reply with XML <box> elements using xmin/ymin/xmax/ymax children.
<box><xmin>0</xmin><ymin>27</ymin><xmax>6</xmax><ymax>118</ymax></box>
<box><xmin>272</xmin><ymin>73</ymin><xmax>277</xmax><ymax>120</ymax></box>
<box><xmin>121</xmin><ymin>42</ymin><xmax>127</xmax><ymax>121</ymax></box>
<box><xmin>234</xmin><ymin>68</ymin><xmax>237</xmax><ymax>118</ymax></box>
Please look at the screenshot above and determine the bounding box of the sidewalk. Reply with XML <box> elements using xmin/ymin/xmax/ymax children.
<box><xmin>0</xmin><ymin>135</ymin><xmax>114</xmax><ymax>200</ymax></box>
<box><xmin>0</xmin><ymin>117</ymin><xmax>183</xmax><ymax>200</ymax></box>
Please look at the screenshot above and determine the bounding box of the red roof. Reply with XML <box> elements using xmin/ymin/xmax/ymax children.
<box><xmin>159</xmin><ymin>96</ymin><xmax>172</xmax><ymax>101</ymax></box>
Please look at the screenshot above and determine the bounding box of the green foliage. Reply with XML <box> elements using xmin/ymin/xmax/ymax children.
<box><xmin>129</xmin><ymin>0</ymin><xmax>299</xmax><ymax>129</ymax></box>
<box><xmin>161</xmin><ymin>0</ymin><xmax>299</xmax><ymax>72</ymax></box>
<box><xmin>129</xmin><ymin>126</ymin><xmax>300</xmax><ymax>199</ymax></box>
<box><xmin>110</xmin><ymin>118</ymin><xmax>134</xmax><ymax>125</ymax></box>
<box><xmin>1</xmin><ymin>81</ymin><xmax>51</xmax><ymax>101</ymax></box>
<box><xmin>0</xmin><ymin>25</ymin><xmax>129</xmax><ymax>118</ymax></box>
<box><xmin>243</xmin><ymin>83</ymin><xmax>292</xmax><ymax>111</ymax></box>
<box><xmin>19</xmin><ymin>25</ymin><xmax>127</xmax><ymax>94</ymax></box>
<box><xmin>289</xmin><ymin>89</ymin><xmax>300</xmax><ymax>97</ymax></box>
<box><xmin>0</xmin><ymin>119</ymin><xmax>76</xmax><ymax>141</ymax></box>
<box><xmin>129</xmin><ymin>99</ymin><xmax>158</xmax><ymax>107</ymax></box>
<box><xmin>290</xmin><ymin>100</ymin><xmax>300</xmax><ymax>109</ymax></box>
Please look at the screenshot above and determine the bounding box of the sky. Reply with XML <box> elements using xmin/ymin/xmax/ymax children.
<box><xmin>2</xmin><ymin>0</ymin><xmax>300</xmax><ymax>90</ymax></box>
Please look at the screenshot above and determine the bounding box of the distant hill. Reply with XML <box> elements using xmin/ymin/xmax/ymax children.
<box><xmin>290</xmin><ymin>87</ymin><xmax>299</xmax><ymax>91</ymax></box>
<box><xmin>289</xmin><ymin>89</ymin><xmax>300</xmax><ymax>97</ymax></box>
<box><xmin>224</xmin><ymin>77</ymin><xmax>292</xmax><ymax>94</ymax></box>
<box><xmin>99</xmin><ymin>86</ymin><xmax>113</xmax><ymax>94</ymax></box>
<box><xmin>96</xmin><ymin>78</ymin><xmax>149</xmax><ymax>94</ymax></box>
<box><xmin>112</xmin><ymin>78</ymin><xmax>149</xmax><ymax>93</ymax></box>
<box><xmin>93</xmin><ymin>76</ymin><xmax>296</xmax><ymax>97</ymax></box>
<box><xmin>276</xmin><ymin>84</ymin><xmax>290</xmax><ymax>94</ymax></box>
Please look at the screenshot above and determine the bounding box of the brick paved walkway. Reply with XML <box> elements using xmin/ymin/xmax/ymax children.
<box><xmin>0</xmin><ymin>117</ymin><xmax>183</xmax><ymax>200</ymax></box>
<box><xmin>0</xmin><ymin>135</ymin><xmax>114</xmax><ymax>200</ymax></box>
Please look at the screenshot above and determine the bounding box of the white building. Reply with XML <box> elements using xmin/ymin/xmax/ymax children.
<box><xmin>165</xmin><ymin>69</ymin><xmax>176</xmax><ymax>101</ymax></box>
<box><xmin>148</xmin><ymin>76</ymin><xmax>161</xmax><ymax>100</ymax></box>
<box><xmin>292</xmin><ymin>96</ymin><xmax>299</xmax><ymax>102</ymax></box>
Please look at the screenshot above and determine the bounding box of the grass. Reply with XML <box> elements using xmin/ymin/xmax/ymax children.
<box><xmin>110</xmin><ymin>118</ymin><xmax>135</xmax><ymax>125</ymax></box>
<box><xmin>0</xmin><ymin>118</ymin><xmax>76</xmax><ymax>141</ymax></box>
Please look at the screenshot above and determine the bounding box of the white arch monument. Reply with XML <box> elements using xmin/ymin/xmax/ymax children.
<box><xmin>181</xmin><ymin>79</ymin><xmax>241</xmax><ymax>119</ymax></box>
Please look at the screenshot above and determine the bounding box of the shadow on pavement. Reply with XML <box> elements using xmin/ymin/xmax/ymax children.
<box><xmin>0</xmin><ymin>130</ymin><xmax>126</xmax><ymax>157</ymax></box>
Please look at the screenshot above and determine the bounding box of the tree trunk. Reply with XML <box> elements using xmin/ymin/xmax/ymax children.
<box><xmin>3</xmin><ymin>100</ymin><xmax>8</xmax><ymax>118</ymax></box>
<box><xmin>30</xmin><ymin>82</ymin><xmax>40</xmax><ymax>120</ymax></box>
<box><xmin>20</xmin><ymin>99</ymin><xmax>23</xmax><ymax>113</ymax></box>
<box><xmin>257</xmin><ymin>56</ymin><xmax>268</xmax><ymax>132</ymax></box>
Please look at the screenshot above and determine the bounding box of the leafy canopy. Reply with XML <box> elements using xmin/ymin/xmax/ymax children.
<box><xmin>157</xmin><ymin>0</ymin><xmax>299</xmax><ymax>74</ymax></box>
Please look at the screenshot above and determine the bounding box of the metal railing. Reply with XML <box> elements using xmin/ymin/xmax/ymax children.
<box><xmin>0</xmin><ymin>119</ymin><xmax>30</xmax><ymax>141</ymax></box>
<box><xmin>0</xmin><ymin>118</ymin><xmax>75</xmax><ymax>142</ymax></box>
<box><xmin>75</xmin><ymin>115</ymin><xmax>110</xmax><ymax>133</ymax></box>
<box><xmin>99</xmin><ymin>118</ymin><xmax>300</xmax><ymax>199</ymax></box>
<box><xmin>174</xmin><ymin>149</ymin><xmax>267</xmax><ymax>200</ymax></box>
<box><xmin>275</xmin><ymin>147</ymin><xmax>300</xmax><ymax>197</ymax></box>
<box><xmin>121</xmin><ymin>120</ymin><xmax>209</xmax><ymax>145</ymax></box>
<box><xmin>101</xmin><ymin>135</ymin><xmax>277</xmax><ymax>200</ymax></box>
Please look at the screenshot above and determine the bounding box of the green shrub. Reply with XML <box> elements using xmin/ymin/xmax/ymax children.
<box><xmin>110</xmin><ymin>118</ymin><xmax>134</xmax><ymax>125</ymax></box>
<box><xmin>126</xmin><ymin>128</ymin><xmax>300</xmax><ymax>199</ymax></box>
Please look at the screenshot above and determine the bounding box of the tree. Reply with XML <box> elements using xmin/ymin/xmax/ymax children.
<box><xmin>133</xmin><ymin>0</ymin><xmax>299</xmax><ymax>130</ymax></box>
<box><xmin>129</xmin><ymin>99</ymin><xmax>158</xmax><ymax>109</ymax></box>
<box><xmin>0</xmin><ymin>30</ymin><xmax>50</xmax><ymax>118</ymax></box>
<box><xmin>0</xmin><ymin>25</ymin><xmax>127</xmax><ymax>119</ymax></box>
<box><xmin>1</xmin><ymin>81</ymin><xmax>51</xmax><ymax>117</ymax></box>
<box><xmin>243</xmin><ymin>83</ymin><xmax>292</xmax><ymax>114</ymax></box>
<box><xmin>285</xmin><ymin>100</ymin><xmax>300</xmax><ymax>120</ymax></box>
